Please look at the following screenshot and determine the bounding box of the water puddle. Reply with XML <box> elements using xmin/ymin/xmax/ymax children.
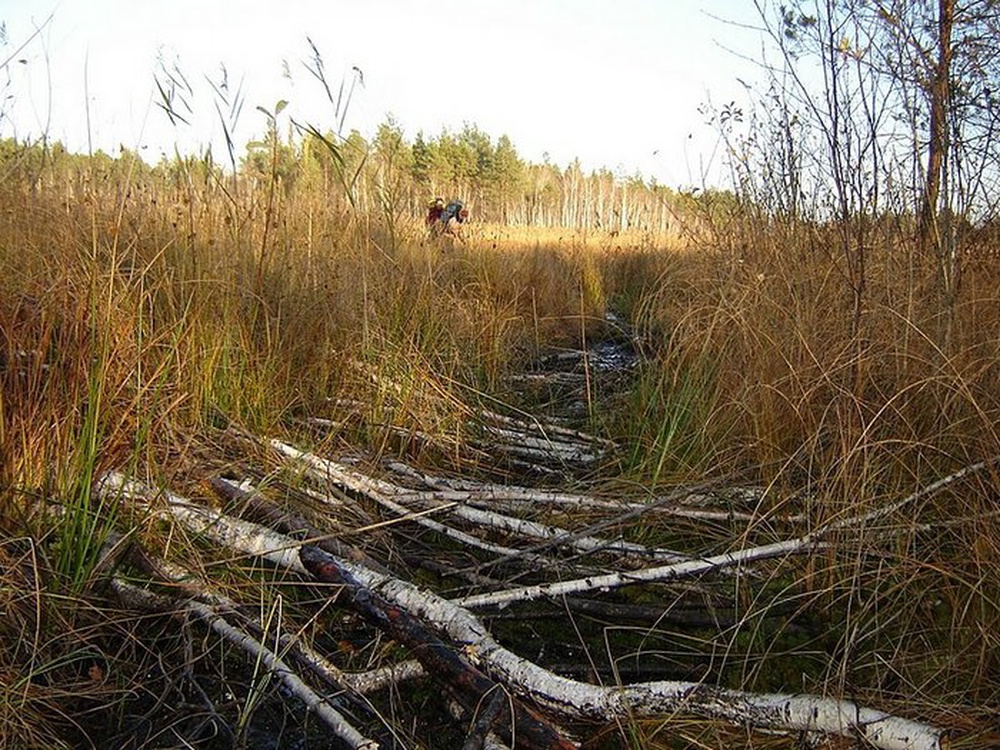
<box><xmin>508</xmin><ymin>311</ymin><xmax>643</xmax><ymax>427</ymax></box>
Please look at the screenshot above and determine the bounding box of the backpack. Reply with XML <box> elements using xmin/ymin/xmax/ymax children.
<box><xmin>443</xmin><ymin>200</ymin><xmax>464</xmax><ymax>223</ymax></box>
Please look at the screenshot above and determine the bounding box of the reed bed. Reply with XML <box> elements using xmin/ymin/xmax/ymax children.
<box><xmin>0</xmin><ymin>153</ymin><xmax>997</xmax><ymax>747</ymax></box>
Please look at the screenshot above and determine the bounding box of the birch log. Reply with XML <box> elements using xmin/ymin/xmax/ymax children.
<box><xmin>270</xmin><ymin>440</ymin><xmax>585</xmax><ymax>573</ymax></box>
<box><xmin>297</xmin><ymin>545</ymin><xmax>944</xmax><ymax>750</ymax></box>
<box><xmin>98</xmin><ymin>473</ymin><xmax>946</xmax><ymax>750</ymax></box>
<box><xmin>456</xmin><ymin>459</ymin><xmax>996</xmax><ymax>610</ymax></box>
<box><xmin>272</xmin><ymin>440</ymin><xmax>687</xmax><ymax>565</ymax></box>
<box><xmin>109</xmin><ymin>578</ymin><xmax>379</xmax><ymax>750</ymax></box>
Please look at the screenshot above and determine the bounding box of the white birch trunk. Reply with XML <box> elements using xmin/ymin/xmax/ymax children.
<box><xmin>110</xmin><ymin>577</ymin><xmax>379</xmax><ymax>750</ymax></box>
<box><xmin>97</xmin><ymin>472</ymin><xmax>948</xmax><ymax>750</ymax></box>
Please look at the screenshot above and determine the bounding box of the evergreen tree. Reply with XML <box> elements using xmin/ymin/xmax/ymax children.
<box><xmin>411</xmin><ymin>131</ymin><xmax>432</xmax><ymax>189</ymax></box>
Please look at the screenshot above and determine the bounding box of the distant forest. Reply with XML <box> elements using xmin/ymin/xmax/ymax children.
<box><xmin>0</xmin><ymin>122</ymin><xmax>721</xmax><ymax>235</ymax></box>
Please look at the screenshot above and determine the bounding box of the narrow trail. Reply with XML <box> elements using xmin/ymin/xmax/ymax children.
<box><xmin>87</xmin><ymin>323</ymin><xmax>958</xmax><ymax>750</ymax></box>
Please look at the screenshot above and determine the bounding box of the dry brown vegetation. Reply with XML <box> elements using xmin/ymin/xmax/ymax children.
<box><xmin>0</xmin><ymin>143</ymin><xmax>998</xmax><ymax>749</ymax></box>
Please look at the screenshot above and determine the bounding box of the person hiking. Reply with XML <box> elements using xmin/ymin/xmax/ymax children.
<box><xmin>426</xmin><ymin>197</ymin><xmax>445</xmax><ymax>227</ymax></box>
<box><xmin>426</xmin><ymin>198</ymin><xmax>469</xmax><ymax>240</ymax></box>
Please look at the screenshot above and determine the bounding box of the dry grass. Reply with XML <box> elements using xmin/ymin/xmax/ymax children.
<box><xmin>1</xmin><ymin>154</ymin><xmax>998</xmax><ymax>747</ymax></box>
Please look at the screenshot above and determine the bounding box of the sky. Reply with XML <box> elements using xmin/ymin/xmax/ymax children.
<box><xmin>0</xmin><ymin>1</ymin><xmax>768</xmax><ymax>188</ymax></box>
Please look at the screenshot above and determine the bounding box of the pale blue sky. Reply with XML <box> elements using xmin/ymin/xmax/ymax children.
<box><xmin>0</xmin><ymin>1</ymin><xmax>766</xmax><ymax>186</ymax></box>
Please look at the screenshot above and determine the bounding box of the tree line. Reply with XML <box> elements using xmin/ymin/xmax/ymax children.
<box><xmin>247</xmin><ymin>118</ymin><xmax>691</xmax><ymax>234</ymax></box>
<box><xmin>0</xmin><ymin>120</ymin><xmax>706</xmax><ymax>238</ymax></box>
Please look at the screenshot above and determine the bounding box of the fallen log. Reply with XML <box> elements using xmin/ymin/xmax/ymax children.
<box><xmin>208</xmin><ymin>476</ymin><xmax>391</xmax><ymax>574</ymax></box>
<box><xmin>97</xmin><ymin>473</ymin><xmax>947</xmax><ymax>750</ymax></box>
<box><xmin>298</xmin><ymin>545</ymin><xmax>945</xmax><ymax>750</ymax></box>
<box><xmin>343</xmin><ymin>660</ymin><xmax>427</xmax><ymax>694</ymax></box>
<box><xmin>474</xmin><ymin>425</ymin><xmax>602</xmax><ymax>466</ymax></box>
<box><xmin>456</xmin><ymin>539</ymin><xmax>804</xmax><ymax>609</ymax></box>
<box><xmin>109</xmin><ymin>577</ymin><xmax>379</xmax><ymax>750</ymax></box>
<box><xmin>211</xmin><ymin>478</ymin><xmax>751</xmax><ymax>627</ymax></box>
<box><xmin>344</xmin><ymin>360</ymin><xmax>615</xmax><ymax>470</ymax></box>
<box><xmin>98</xmin><ymin>473</ymin><xmax>576</xmax><ymax>749</ymax></box>
<box><xmin>272</xmin><ymin>441</ymin><xmax>690</xmax><ymax>566</ymax></box>
<box><xmin>395</xmin><ymin>490</ymin><xmax>690</xmax><ymax>565</ymax></box>
<box><xmin>271</xmin><ymin>439</ymin><xmax>601</xmax><ymax>576</ymax></box>
<box><xmin>382</xmin><ymin>459</ymin><xmax>806</xmax><ymax>524</ymax></box>
<box><xmin>476</xmin><ymin>408</ymin><xmax>617</xmax><ymax>452</ymax></box>
<box><xmin>302</xmin><ymin>545</ymin><xmax>578</xmax><ymax>750</ymax></box>
<box><xmin>456</xmin><ymin>460</ymin><xmax>998</xmax><ymax>610</ymax></box>
<box><xmin>112</xmin><ymin>540</ymin><xmax>427</xmax><ymax>745</ymax></box>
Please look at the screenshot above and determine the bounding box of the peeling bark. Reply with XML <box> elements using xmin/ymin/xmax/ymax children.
<box><xmin>97</xmin><ymin>472</ymin><xmax>948</xmax><ymax>750</ymax></box>
<box><xmin>301</xmin><ymin>547</ymin><xmax>578</xmax><ymax>750</ymax></box>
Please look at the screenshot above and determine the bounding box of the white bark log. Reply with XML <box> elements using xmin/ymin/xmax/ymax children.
<box><xmin>384</xmin><ymin>460</ymin><xmax>802</xmax><ymax>524</ymax></box>
<box><xmin>454</xmin><ymin>460</ymin><xmax>997</xmax><ymax>610</ymax></box>
<box><xmin>266</xmin><ymin>445</ymin><xmax>720</xmax><ymax>565</ymax></box>
<box><xmin>344</xmin><ymin>660</ymin><xmax>427</xmax><ymax>694</ymax></box>
<box><xmin>115</xmin><ymin>542</ymin><xmax>425</xmax><ymax>742</ymax></box>
<box><xmin>827</xmin><ymin>459</ymin><xmax>992</xmax><ymax>531</ymax></box>
<box><xmin>270</xmin><ymin>440</ymin><xmax>401</xmax><ymax>498</ymax></box>
<box><xmin>99</xmin><ymin>473</ymin><xmax>946</xmax><ymax>750</ymax></box>
<box><xmin>476</xmin><ymin>408</ymin><xmax>617</xmax><ymax>450</ymax></box>
<box><xmin>270</xmin><ymin>440</ymin><xmax>577</xmax><ymax>571</ymax></box>
<box><xmin>399</xmin><ymin>496</ymin><xmax>689</xmax><ymax>564</ymax></box>
<box><xmin>322</xmin><ymin>553</ymin><xmax>944</xmax><ymax>750</ymax></box>
<box><xmin>477</xmin><ymin>426</ymin><xmax>601</xmax><ymax>464</ymax></box>
<box><xmin>456</xmin><ymin>539</ymin><xmax>804</xmax><ymax>609</ymax></box>
<box><xmin>110</xmin><ymin>577</ymin><xmax>378</xmax><ymax>750</ymax></box>
<box><xmin>97</xmin><ymin>472</ymin><xmax>307</xmax><ymax>575</ymax></box>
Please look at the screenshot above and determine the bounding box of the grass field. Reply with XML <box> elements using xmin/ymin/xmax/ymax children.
<box><xmin>1</xmin><ymin>151</ymin><xmax>998</xmax><ymax>748</ymax></box>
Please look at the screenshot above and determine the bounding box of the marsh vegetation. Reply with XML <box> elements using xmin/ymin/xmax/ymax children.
<box><xmin>2</xmin><ymin>2</ymin><xmax>1000</xmax><ymax>748</ymax></box>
